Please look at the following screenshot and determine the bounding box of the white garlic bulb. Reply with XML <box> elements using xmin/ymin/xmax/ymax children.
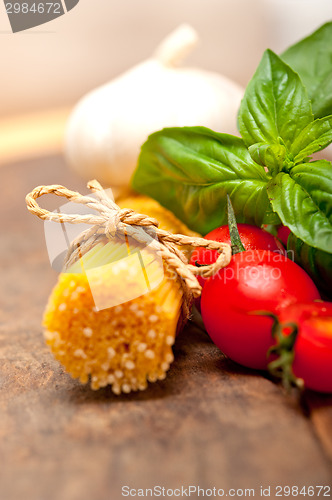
<box><xmin>65</xmin><ymin>24</ymin><xmax>244</xmax><ymax>189</ymax></box>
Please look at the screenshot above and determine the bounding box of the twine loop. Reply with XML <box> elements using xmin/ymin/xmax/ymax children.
<box><xmin>25</xmin><ymin>180</ymin><xmax>232</xmax><ymax>309</ymax></box>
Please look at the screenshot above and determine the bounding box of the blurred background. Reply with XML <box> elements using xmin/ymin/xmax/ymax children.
<box><xmin>0</xmin><ymin>0</ymin><xmax>331</xmax><ymax>168</ymax></box>
<box><xmin>0</xmin><ymin>0</ymin><xmax>331</xmax><ymax>117</ymax></box>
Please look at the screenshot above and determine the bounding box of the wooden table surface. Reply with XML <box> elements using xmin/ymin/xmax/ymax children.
<box><xmin>1</xmin><ymin>153</ymin><xmax>332</xmax><ymax>500</ymax></box>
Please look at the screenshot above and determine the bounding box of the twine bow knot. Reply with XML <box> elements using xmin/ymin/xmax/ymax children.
<box><xmin>25</xmin><ymin>180</ymin><xmax>232</xmax><ymax>311</ymax></box>
<box><xmin>105</xmin><ymin>206</ymin><xmax>160</xmax><ymax>238</ymax></box>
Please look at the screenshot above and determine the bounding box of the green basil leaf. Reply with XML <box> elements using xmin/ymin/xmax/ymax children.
<box><xmin>248</xmin><ymin>143</ymin><xmax>286</xmax><ymax>176</ymax></box>
<box><xmin>132</xmin><ymin>127</ymin><xmax>279</xmax><ymax>235</ymax></box>
<box><xmin>281</xmin><ymin>22</ymin><xmax>332</xmax><ymax>119</ymax></box>
<box><xmin>238</xmin><ymin>49</ymin><xmax>313</xmax><ymax>150</ymax></box>
<box><xmin>310</xmin><ymin>78</ymin><xmax>332</xmax><ymax>121</ymax></box>
<box><xmin>290</xmin><ymin>115</ymin><xmax>332</xmax><ymax>163</ymax></box>
<box><xmin>267</xmin><ymin>160</ymin><xmax>332</xmax><ymax>252</ymax></box>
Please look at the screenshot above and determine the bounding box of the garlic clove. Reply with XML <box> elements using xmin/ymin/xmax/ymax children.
<box><xmin>153</xmin><ymin>23</ymin><xmax>199</xmax><ymax>67</ymax></box>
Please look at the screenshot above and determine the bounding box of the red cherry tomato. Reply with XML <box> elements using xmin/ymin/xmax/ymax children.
<box><xmin>277</xmin><ymin>225</ymin><xmax>291</xmax><ymax>247</ymax></box>
<box><xmin>190</xmin><ymin>224</ymin><xmax>284</xmax><ymax>288</ymax></box>
<box><xmin>276</xmin><ymin>302</ymin><xmax>332</xmax><ymax>393</ymax></box>
<box><xmin>201</xmin><ymin>250</ymin><xmax>320</xmax><ymax>370</ymax></box>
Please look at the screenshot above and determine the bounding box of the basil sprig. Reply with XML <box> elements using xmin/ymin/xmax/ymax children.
<box><xmin>132</xmin><ymin>26</ymin><xmax>332</xmax><ymax>254</ymax></box>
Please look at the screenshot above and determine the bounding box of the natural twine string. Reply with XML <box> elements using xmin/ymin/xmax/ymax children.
<box><xmin>25</xmin><ymin>180</ymin><xmax>232</xmax><ymax>319</ymax></box>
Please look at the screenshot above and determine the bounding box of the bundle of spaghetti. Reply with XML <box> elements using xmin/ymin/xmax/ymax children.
<box><xmin>26</xmin><ymin>181</ymin><xmax>231</xmax><ymax>394</ymax></box>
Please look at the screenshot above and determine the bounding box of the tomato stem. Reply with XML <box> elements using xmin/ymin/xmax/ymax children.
<box><xmin>227</xmin><ymin>195</ymin><xmax>246</xmax><ymax>254</ymax></box>
<box><xmin>268</xmin><ymin>320</ymin><xmax>304</xmax><ymax>391</ymax></box>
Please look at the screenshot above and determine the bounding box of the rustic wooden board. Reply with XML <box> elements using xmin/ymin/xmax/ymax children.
<box><xmin>0</xmin><ymin>156</ymin><xmax>331</xmax><ymax>500</ymax></box>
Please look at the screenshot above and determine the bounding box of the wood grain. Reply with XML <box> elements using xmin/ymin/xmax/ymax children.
<box><xmin>305</xmin><ymin>393</ymin><xmax>332</xmax><ymax>463</ymax></box>
<box><xmin>0</xmin><ymin>156</ymin><xmax>331</xmax><ymax>500</ymax></box>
